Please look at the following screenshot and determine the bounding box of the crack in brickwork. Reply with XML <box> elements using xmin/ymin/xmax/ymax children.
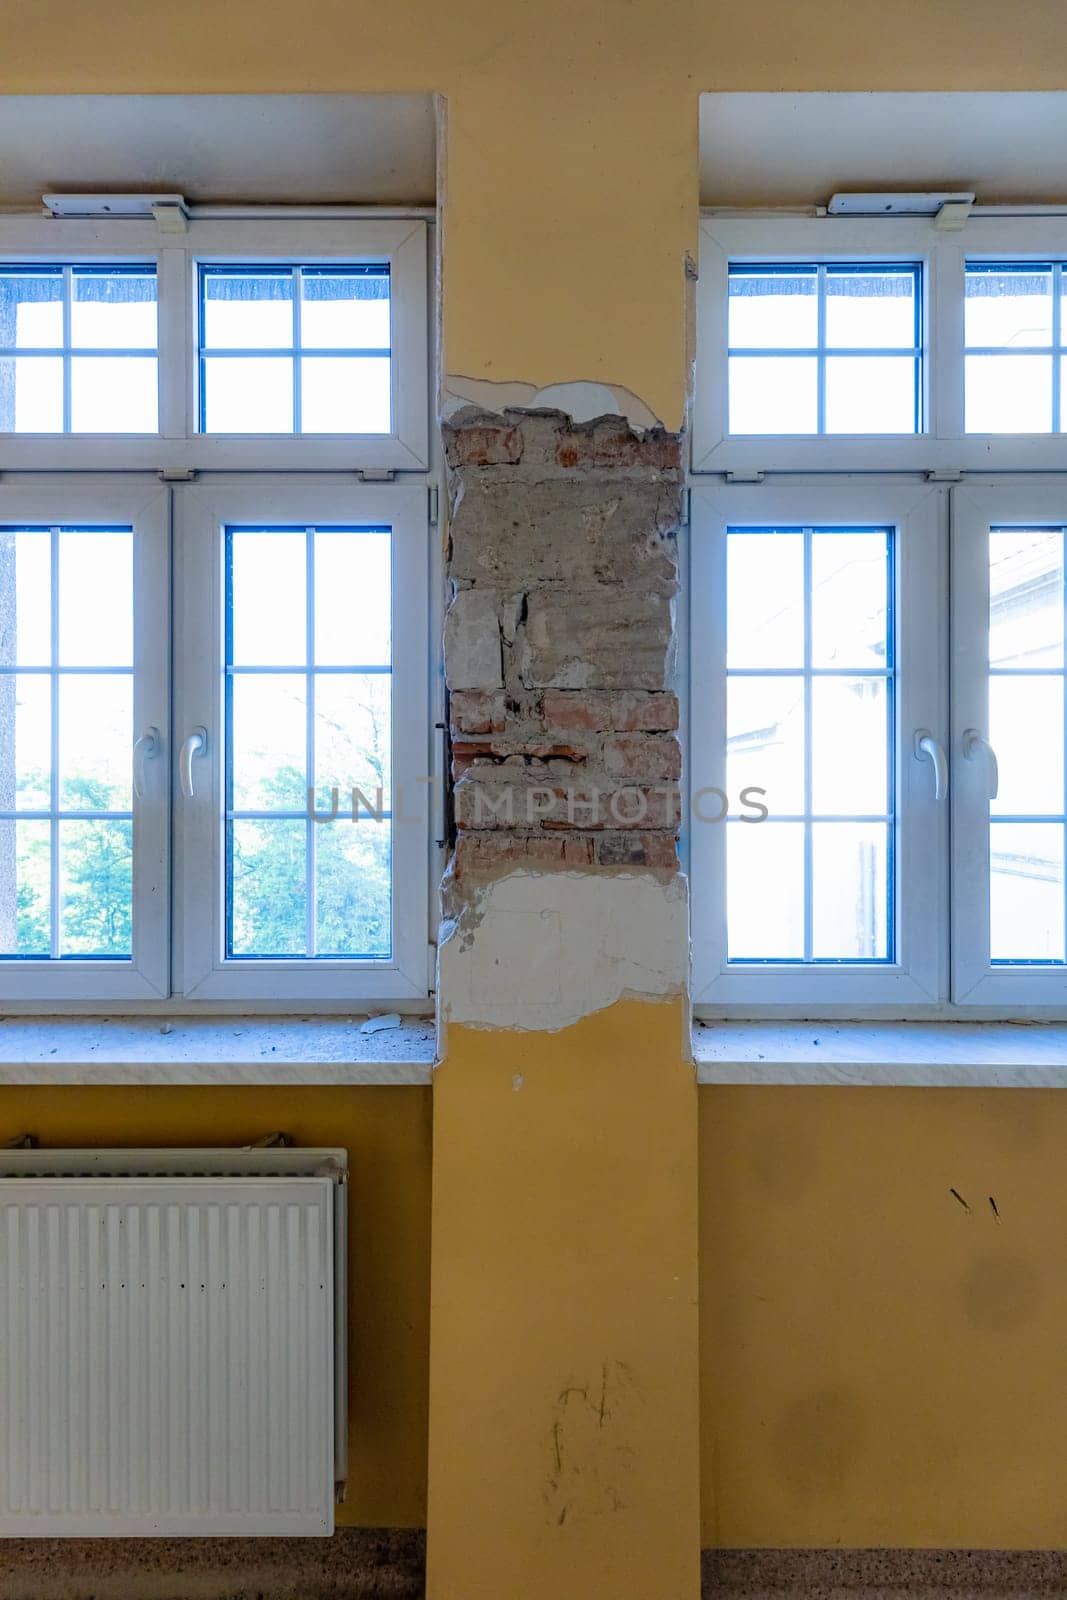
<box><xmin>441</xmin><ymin>407</ymin><xmax>684</xmax><ymax>879</ymax></box>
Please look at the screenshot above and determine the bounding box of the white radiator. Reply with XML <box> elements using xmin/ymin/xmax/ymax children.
<box><xmin>0</xmin><ymin>1148</ymin><xmax>347</xmax><ymax>1537</ymax></box>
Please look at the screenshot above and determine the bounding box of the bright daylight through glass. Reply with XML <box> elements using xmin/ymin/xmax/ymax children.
<box><xmin>226</xmin><ymin>525</ymin><xmax>392</xmax><ymax>960</ymax></box>
<box><xmin>725</xmin><ymin>525</ymin><xmax>894</xmax><ymax>962</ymax></box>
<box><xmin>989</xmin><ymin>526</ymin><xmax>1067</xmax><ymax>962</ymax></box>
<box><xmin>200</xmin><ymin>265</ymin><xmax>391</xmax><ymax>434</ymax></box>
<box><xmin>0</xmin><ymin>265</ymin><xmax>158</xmax><ymax>433</ymax></box>
<box><xmin>965</xmin><ymin>264</ymin><xmax>1067</xmax><ymax>433</ymax></box>
<box><xmin>0</xmin><ymin>526</ymin><xmax>134</xmax><ymax>958</ymax></box>
<box><xmin>727</xmin><ymin>263</ymin><xmax>921</xmax><ymax>434</ymax></box>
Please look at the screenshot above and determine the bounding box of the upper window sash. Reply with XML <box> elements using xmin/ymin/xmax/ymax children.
<box><xmin>0</xmin><ymin>216</ymin><xmax>430</xmax><ymax>473</ymax></box>
<box><xmin>695</xmin><ymin>214</ymin><xmax>1067</xmax><ymax>476</ymax></box>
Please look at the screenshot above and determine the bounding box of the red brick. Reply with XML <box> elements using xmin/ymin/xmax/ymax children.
<box><xmin>554</xmin><ymin>419</ymin><xmax>683</xmax><ymax>474</ymax></box>
<box><xmin>444</xmin><ymin>421</ymin><xmax>523</xmax><ymax>468</ymax></box>
<box><xmin>596</xmin><ymin>832</ymin><xmax>680</xmax><ymax>869</ymax></box>
<box><xmin>602</xmin><ymin>733</ymin><xmax>682</xmax><ymax>782</ymax></box>
<box><xmin>541</xmin><ymin>690</ymin><xmax>679</xmax><ymax>734</ymax></box>
<box><xmin>450</xmin><ymin>690</ymin><xmax>507</xmax><ymax>736</ymax></box>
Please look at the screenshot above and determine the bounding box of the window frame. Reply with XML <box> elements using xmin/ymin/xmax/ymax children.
<box><xmin>689</xmin><ymin>480</ymin><xmax>948</xmax><ymax>1011</ymax></box>
<box><xmin>174</xmin><ymin>477</ymin><xmax>432</xmax><ymax>1004</ymax></box>
<box><xmin>0</xmin><ymin>476</ymin><xmax>170</xmax><ymax>1001</ymax></box>
<box><xmin>951</xmin><ymin>479</ymin><xmax>1067</xmax><ymax>1007</ymax></box>
<box><xmin>694</xmin><ymin>214</ymin><xmax>1067</xmax><ymax>476</ymax></box>
<box><xmin>0</xmin><ymin>216</ymin><xmax>430</xmax><ymax>472</ymax></box>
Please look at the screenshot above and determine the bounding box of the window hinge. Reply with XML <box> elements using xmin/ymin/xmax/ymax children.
<box><xmin>428</xmin><ymin>484</ymin><xmax>440</xmax><ymax>526</ymax></box>
<box><xmin>158</xmin><ymin>467</ymin><xmax>198</xmax><ymax>482</ymax></box>
<box><xmin>355</xmin><ymin>468</ymin><xmax>396</xmax><ymax>483</ymax></box>
<box><xmin>924</xmin><ymin>467</ymin><xmax>965</xmax><ymax>482</ymax></box>
<box><xmin>723</xmin><ymin>469</ymin><xmax>765</xmax><ymax>484</ymax></box>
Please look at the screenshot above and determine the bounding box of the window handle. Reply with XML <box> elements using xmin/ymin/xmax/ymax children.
<box><xmin>133</xmin><ymin>727</ymin><xmax>161</xmax><ymax>800</ymax></box>
<box><xmin>914</xmin><ymin>730</ymin><xmax>948</xmax><ymax>801</ymax></box>
<box><xmin>962</xmin><ymin>729</ymin><xmax>999</xmax><ymax>800</ymax></box>
<box><xmin>179</xmin><ymin>728</ymin><xmax>208</xmax><ymax>799</ymax></box>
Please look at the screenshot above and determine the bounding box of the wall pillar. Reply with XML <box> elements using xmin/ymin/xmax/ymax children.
<box><xmin>427</xmin><ymin>407</ymin><xmax>701</xmax><ymax>1600</ymax></box>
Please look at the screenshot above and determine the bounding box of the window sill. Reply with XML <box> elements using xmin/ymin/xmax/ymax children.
<box><xmin>693</xmin><ymin>1019</ymin><xmax>1067</xmax><ymax>1087</ymax></box>
<box><xmin>0</xmin><ymin>1016</ymin><xmax>435</xmax><ymax>1086</ymax></box>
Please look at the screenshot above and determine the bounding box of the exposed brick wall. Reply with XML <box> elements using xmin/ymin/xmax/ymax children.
<box><xmin>442</xmin><ymin>407</ymin><xmax>683</xmax><ymax>876</ymax></box>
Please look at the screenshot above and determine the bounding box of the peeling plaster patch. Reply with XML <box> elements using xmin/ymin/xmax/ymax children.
<box><xmin>442</xmin><ymin>374</ymin><xmax>661</xmax><ymax>432</ymax></box>
<box><xmin>437</xmin><ymin>869</ymin><xmax>688</xmax><ymax>1039</ymax></box>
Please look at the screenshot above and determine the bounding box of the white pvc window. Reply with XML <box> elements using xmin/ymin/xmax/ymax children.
<box><xmin>695</xmin><ymin>214</ymin><xmax>1067</xmax><ymax>475</ymax></box>
<box><xmin>727</xmin><ymin>263</ymin><xmax>921</xmax><ymax>435</ymax></box>
<box><xmin>0</xmin><ymin>481</ymin><xmax>169</xmax><ymax>1001</ymax></box>
<box><xmin>177</xmin><ymin>479</ymin><xmax>430</xmax><ymax>1003</ymax></box>
<box><xmin>690</xmin><ymin>482</ymin><xmax>945</xmax><ymax>1011</ymax></box>
<box><xmin>953</xmin><ymin>483</ymin><xmax>1067</xmax><ymax>1007</ymax></box>
<box><xmin>0</xmin><ymin>216</ymin><xmax>429</xmax><ymax>473</ymax></box>
<box><xmin>0</xmin><ymin>264</ymin><xmax>158</xmax><ymax>434</ymax></box>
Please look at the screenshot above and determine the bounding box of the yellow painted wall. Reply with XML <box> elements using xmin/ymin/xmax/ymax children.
<box><xmin>5</xmin><ymin>0</ymin><xmax>1067</xmax><ymax>425</ymax></box>
<box><xmin>428</xmin><ymin>1001</ymin><xmax>700</xmax><ymax>1600</ymax></box>
<box><xmin>0</xmin><ymin>1086</ymin><xmax>432</xmax><ymax>1528</ymax></box>
<box><xmin>700</xmin><ymin>1086</ymin><xmax>1067</xmax><ymax>1549</ymax></box>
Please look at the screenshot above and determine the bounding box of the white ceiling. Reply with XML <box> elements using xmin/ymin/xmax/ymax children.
<box><xmin>0</xmin><ymin>94</ymin><xmax>437</xmax><ymax>208</ymax></box>
<box><xmin>701</xmin><ymin>93</ymin><xmax>1067</xmax><ymax>208</ymax></box>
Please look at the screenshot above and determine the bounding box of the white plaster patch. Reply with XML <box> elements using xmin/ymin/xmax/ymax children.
<box><xmin>441</xmin><ymin>374</ymin><xmax>662</xmax><ymax>432</ymax></box>
<box><xmin>438</xmin><ymin>869</ymin><xmax>689</xmax><ymax>1039</ymax></box>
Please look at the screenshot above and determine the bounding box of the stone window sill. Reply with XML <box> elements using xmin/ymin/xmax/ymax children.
<box><xmin>693</xmin><ymin>1020</ymin><xmax>1067</xmax><ymax>1087</ymax></box>
<box><xmin>0</xmin><ymin>1016</ymin><xmax>436</xmax><ymax>1085</ymax></box>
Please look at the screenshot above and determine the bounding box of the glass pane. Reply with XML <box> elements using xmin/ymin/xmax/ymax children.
<box><xmin>990</xmin><ymin>822</ymin><xmax>1065</xmax><ymax>962</ymax></box>
<box><xmin>0</xmin><ymin>818</ymin><xmax>50</xmax><ymax>956</ymax></box>
<box><xmin>229</xmin><ymin>818</ymin><xmax>306</xmax><ymax>956</ymax></box>
<box><xmin>316</xmin><ymin>817</ymin><xmax>391</xmax><ymax>958</ymax></box>
<box><xmin>727</xmin><ymin>531</ymin><xmax>804</xmax><ymax>667</ymax></box>
<box><xmin>728</xmin><ymin>355</ymin><xmax>817</xmax><ymax>434</ymax></box>
<box><xmin>202</xmin><ymin>356</ymin><xmax>293</xmax><ymax>433</ymax></box>
<box><xmin>811</xmin><ymin>531</ymin><xmax>889</xmax><ymax>669</ymax></box>
<box><xmin>811</xmin><ymin>821</ymin><xmax>889</xmax><ymax>959</ymax></box>
<box><xmin>203</xmin><ymin>270</ymin><xmax>293</xmax><ymax>349</ymax></box>
<box><xmin>824</xmin><ymin>355</ymin><xmax>916</xmax><ymax>433</ymax></box>
<box><xmin>58</xmin><ymin>530</ymin><xmax>132</xmax><ymax>666</ymax></box>
<box><xmin>990</xmin><ymin>675</ymin><xmax>1064</xmax><ymax>817</ymax></box>
<box><xmin>70</xmin><ymin>268</ymin><xmax>157</xmax><ymax>350</ymax></box>
<box><xmin>990</xmin><ymin>529</ymin><xmax>1064</xmax><ymax>668</ymax></box>
<box><xmin>59</xmin><ymin>675</ymin><xmax>132</xmax><ymax>811</ymax></box>
<box><xmin>70</xmin><ymin>356</ymin><xmax>158</xmax><ymax>433</ymax></box>
<box><xmin>230</xmin><ymin>530</ymin><xmax>306</xmax><ymax>666</ymax></box>
<box><xmin>965</xmin><ymin>266</ymin><xmax>1052</xmax><ymax>348</ymax></box>
<box><xmin>728</xmin><ymin>268</ymin><xmax>817</xmax><ymax>349</ymax></box>
<box><xmin>314</xmin><ymin>529</ymin><xmax>390</xmax><ymax>666</ymax></box>
<box><xmin>727</xmin><ymin>821</ymin><xmax>804</xmax><ymax>959</ymax></box>
<box><xmin>0</xmin><ymin>529</ymin><xmax>51</xmax><ymax>666</ymax></box>
<box><xmin>0</xmin><ymin>270</ymin><xmax>63</xmax><ymax>348</ymax></box>
<box><xmin>230</xmin><ymin>674</ymin><xmax>307</xmax><ymax>812</ymax></box>
<box><xmin>6</xmin><ymin>676</ymin><xmax>50</xmax><ymax>810</ymax></box>
<box><xmin>300</xmin><ymin>356</ymin><xmax>391</xmax><ymax>433</ymax></box>
<box><xmin>0</xmin><ymin>356</ymin><xmax>63</xmax><ymax>432</ymax></box>
<box><xmin>300</xmin><ymin>270</ymin><xmax>390</xmax><ymax>350</ymax></box>
<box><xmin>314</xmin><ymin>674</ymin><xmax>391</xmax><ymax>805</ymax></box>
<box><xmin>825</xmin><ymin>269</ymin><xmax>917</xmax><ymax>348</ymax></box>
<box><xmin>965</xmin><ymin>354</ymin><xmax>1052</xmax><ymax>433</ymax></box>
<box><xmin>727</xmin><ymin>676</ymin><xmax>804</xmax><ymax>815</ymax></box>
<box><xmin>59</xmin><ymin>818</ymin><xmax>132</xmax><ymax>956</ymax></box>
<box><xmin>811</xmin><ymin>678</ymin><xmax>889</xmax><ymax>816</ymax></box>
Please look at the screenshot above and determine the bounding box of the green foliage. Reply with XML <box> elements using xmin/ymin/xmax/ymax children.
<box><xmin>11</xmin><ymin>774</ymin><xmax>131</xmax><ymax>957</ymax></box>
<box><xmin>230</xmin><ymin>765</ymin><xmax>390</xmax><ymax>959</ymax></box>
